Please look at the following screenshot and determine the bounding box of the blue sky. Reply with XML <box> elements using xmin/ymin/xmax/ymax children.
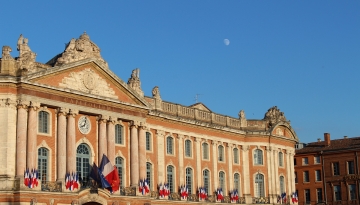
<box><xmin>1</xmin><ymin>1</ymin><xmax>359</xmax><ymax>143</ymax></box>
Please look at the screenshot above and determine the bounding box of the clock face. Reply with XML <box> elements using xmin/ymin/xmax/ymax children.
<box><xmin>78</xmin><ymin>116</ymin><xmax>91</xmax><ymax>134</ymax></box>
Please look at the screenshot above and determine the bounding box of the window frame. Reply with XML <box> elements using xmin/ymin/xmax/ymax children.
<box><xmin>38</xmin><ymin>110</ymin><xmax>50</xmax><ymax>135</ymax></box>
<box><xmin>302</xmin><ymin>157</ymin><xmax>309</xmax><ymax>165</ymax></box>
<box><xmin>146</xmin><ymin>162</ymin><xmax>152</xmax><ymax>191</ymax></box>
<box><xmin>166</xmin><ymin>136</ymin><xmax>174</xmax><ymax>155</ymax></box>
<box><xmin>333</xmin><ymin>162</ymin><xmax>340</xmax><ymax>176</ymax></box>
<box><xmin>115</xmin><ymin>124</ymin><xmax>124</xmax><ymax>145</ymax></box>
<box><xmin>203</xmin><ymin>169</ymin><xmax>210</xmax><ymax>194</ymax></box>
<box><xmin>279</xmin><ymin>176</ymin><xmax>285</xmax><ymax>194</ymax></box>
<box><xmin>254</xmin><ymin>149</ymin><xmax>263</xmax><ymax>165</ymax></box>
<box><xmin>334</xmin><ymin>185</ymin><xmax>342</xmax><ymax>201</ymax></box>
<box><xmin>167</xmin><ymin>165</ymin><xmax>175</xmax><ymax>193</ymax></box>
<box><xmin>303</xmin><ymin>171</ymin><xmax>310</xmax><ymax>182</ymax></box>
<box><xmin>255</xmin><ymin>173</ymin><xmax>265</xmax><ymax>197</ymax></box>
<box><xmin>219</xmin><ymin>171</ymin><xmax>226</xmax><ymax>192</ymax></box>
<box><xmin>316</xmin><ymin>188</ymin><xmax>323</xmax><ymax>203</ymax></box>
<box><xmin>218</xmin><ymin>145</ymin><xmax>225</xmax><ymax>162</ymax></box>
<box><xmin>186</xmin><ymin>167</ymin><xmax>193</xmax><ymax>194</ymax></box>
<box><xmin>349</xmin><ymin>184</ymin><xmax>356</xmax><ymax>200</ymax></box>
<box><xmin>185</xmin><ymin>139</ymin><xmax>192</xmax><ymax>157</ymax></box>
<box><xmin>38</xmin><ymin>147</ymin><xmax>49</xmax><ymax>181</ymax></box>
<box><xmin>233</xmin><ymin>148</ymin><xmax>239</xmax><ymax>164</ymax></box>
<box><xmin>314</xmin><ymin>156</ymin><xmax>321</xmax><ymax>164</ymax></box>
<box><xmin>278</xmin><ymin>152</ymin><xmax>284</xmax><ymax>167</ymax></box>
<box><xmin>347</xmin><ymin>161</ymin><xmax>355</xmax><ymax>175</ymax></box>
<box><xmin>202</xmin><ymin>143</ymin><xmax>209</xmax><ymax>160</ymax></box>
<box><xmin>115</xmin><ymin>157</ymin><xmax>124</xmax><ymax>188</ymax></box>
<box><xmin>305</xmin><ymin>189</ymin><xmax>311</xmax><ymax>204</ymax></box>
<box><xmin>146</xmin><ymin>132</ymin><xmax>152</xmax><ymax>151</ymax></box>
<box><xmin>234</xmin><ymin>173</ymin><xmax>240</xmax><ymax>192</ymax></box>
<box><xmin>315</xmin><ymin>170</ymin><xmax>322</xmax><ymax>181</ymax></box>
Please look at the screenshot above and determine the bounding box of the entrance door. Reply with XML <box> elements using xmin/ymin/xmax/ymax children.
<box><xmin>76</xmin><ymin>143</ymin><xmax>91</xmax><ymax>183</ymax></box>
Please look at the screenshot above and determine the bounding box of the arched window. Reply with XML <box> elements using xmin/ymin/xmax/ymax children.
<box><xmin>218</xmin><ymin>145</ymin><xmax>224</xmax><ymax>162</ymax></box>
<box><xmin>115</xmin><ymin>157</ymin><xmax>124</xmax><ymax>188</ymax></box>
<box><xmin>186</xmin><ymin>167</ymin><xmax>193</xmax><ymax>194</ymax></box>
<box><xmin>234</xmin><ymin>173</ymin><xmax>240</xmax><ymax>192</ymax></box>
<box><xmin>146</xmin><ymin>132</ymin><xmax>151</xmax><ymax>151</ymax></box>
<box><xmin>185</xmin><ymin>140</ymin><xmax>192</xmax><ymax>157</ymax></box>
<box><xmin>202</xmin><ymin>143</ymin><xmax>209</xmax><ymax>160</ymax></box>
<box><xmin>115</xmin><ymin>124</ymin><xmax>123</xmax><ymax>144</ymax></box>
<box><xmin>280</xmin><ymin>176</ymin><xmax>285</xmax><ymax>194</ymax></box>
<box><xmin>76</xmin><ymin>144</ymin><xmax>91</xmax><ymax>183</ymax></box>
<box><xmin>233</xmin><ymin>148</ymin><xmax>239</xmax><ymax>164</ymax></box>
<box><xmin>38</xmin><ymin>111</ymin><xmax>49</xmax><ymax>134</ymax></box>
<box><xmin>254</xmin><ymin>149</ymin><xmax>263</xmax><ymax>165</ymax></box>
<box><xmin>219</xmin><ymin>171</ymin><xmax>225</xmax><ymax>192</ymax></box>
<box><xmin>38</xmin><ymin>147</ymin><xmax>48</xmax><ymax>181</ymax></box>
<box><xmin>146</xmin><ymin>162</ymin><xmax>152</xmax><ymax>191</ymax></box>
<box><xmin>167</xmin><ymin>165</ymin><xmax>174</xmax><ymax>193</ymax></box>
<box><xmin>203</xmin><ymin>169</ymin><xmax>210</xmax><ymax>194</ymax></box>
<box><xmin>279</xmin><ymin>152</ymin><xmax>284</xmax><ymax>167</ymax></box>
<box><xmin>166</xmin><ymin>137</ymin><xmax>173</xmax><ymax>155</ymax></box>
<box><xmin>255</xmin><ymin>173</ymin><xmax>265</xmax><ymax>197</ymax></box>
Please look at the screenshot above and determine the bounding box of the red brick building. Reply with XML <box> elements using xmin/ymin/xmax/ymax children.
<box><xmin>295</xmin><ymin>133</ymin><xmax>360</xmax><ymax>205</ymax></box>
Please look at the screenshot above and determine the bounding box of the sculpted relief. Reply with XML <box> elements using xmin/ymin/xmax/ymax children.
<box><xmin>264</xmin><ymin>106</ymin><xmax>287</xmax><ymax>127</ymax></box>
<box><xmin>17</xmin><ymin>34</ymin><xmax>37</xmax><ymax>71</ymax></box>
<box><xmin>59</xmin><ymin>68</ymin><xmax>117</xmax><ymax>99</ymax></box>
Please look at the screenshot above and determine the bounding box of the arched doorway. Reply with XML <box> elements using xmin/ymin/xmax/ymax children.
<box><xmin>83</xmin><ymin>202</ymin><xmax>102</xmax><ymax>205</ymax></box>
<box><xmin>76</xmin><ymin>143</ymin><xmax>91</xmax><ymax>183</ymax></box>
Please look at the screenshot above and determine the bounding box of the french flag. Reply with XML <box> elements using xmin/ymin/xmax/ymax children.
<box><xmin>99</xmin><ymin>154</ymin><xmax>117</xmax><ymax>192</ymax></box>
<box><xmin>24</xmin><ymin>169</ymin><xmax>29</xmax><ymax>186</ymax></box>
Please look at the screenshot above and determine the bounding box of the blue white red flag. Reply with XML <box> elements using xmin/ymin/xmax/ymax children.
<box><xmin>216</xmin><ymin>188</ymin><xmax>224</xmax><ymax>201</ymax></box>
<box><xmin>99</xmin><ymin>154</ymin><xmax>116</xmax><ymax>191</ymax></box>
<box><xmin>281</xmin><ymin>192</ymin><xmax>287</xmax><ymax>204</ymax></box>
<box><xmin>180</xmin><ymin>185</ymin><xmax>188</xmax><ymax>199</ymax></box>
<box><xmin>230</xmin><ymin>189</ymin><xmax>239</xmax><ymax>202</ymax></box>
<box><xmin>159</xmin><ymin>183</ymin><xmax>165</xmax><ymax>198</ymax></box>
<box><xmin>24</xmin><ymin>169</ymin><xmax>29</xmax><ymax>187</ymax></box>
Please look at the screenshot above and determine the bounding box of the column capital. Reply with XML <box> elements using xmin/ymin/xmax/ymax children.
<box><xmin>193</xmin><ymin>136</ymin><xmax>202</xmax><ymax>142</ymax></box>
<box><xmin>211</xmin><ymin>140</ymin><xmax>218</xmax><ymax>146</ymax></box>
<box><xmin>28</xmin><ymin>101</ymin><xmax>41</xmax><ymax>111</ymax></box>
<box><xmin>130</xmin><ymin>120</ymin><xmax>140</xmax><ymax>128</ymax></box>
<box><xmin>266</xmin><ymin>146</ymin><xmax>272</xmax><ymax>152</ymax></box>
<box><xmin>56</xmin><ymin>107</ymin><xmax>68</xmax><ymax>116</ymax></box>
<box><xmin>107</xmin><ymin>116</ymin><xmax>116</xmax><ymax>125</ymax></box>
<box><xmin>97</xmin><ymin>114</ymin><xmax>108</xmax><ymax>123</ymax></box>
<box><xmin>241</xmin><ymin>145</ymin><xmax>250</xmax><ymax>151</ymax></box>
<box><xmin>227</xmin><ymin>143</ymin><xmax>234</xmax><ymax>148</ymax></box>
<box><xmin>67</xmin><ymin>109</ymin><xmax>78</xmax><ymax>118</ymax></box>
<box><xmin>16</xmin><ymin>99</ymin><xmax>29</xmax><ymax>109</ymax></box>
<box><xmin>177</xmin><ymin>134</ymin><xmax>185</xmax><ymax>140</ymax></box>
<box><xmin>139</xmin><ymin>122</ymin><xmax>147</xmax><ymax>130</ymax></box>
<box><xmin>156</xmin><ymin>129</ymin><xmax>165</xmax><ymax>138</ymax></box>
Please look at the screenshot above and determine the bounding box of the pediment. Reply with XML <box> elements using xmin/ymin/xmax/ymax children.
<box><xmin>189</xmin><ymin>103</ymin><xmax>212</xmax><ymax>112</ymax></box>
<box><xmin>26</xmin><ymin>59</ymin><xmax>149</xmax><ymax>107</ymax></box>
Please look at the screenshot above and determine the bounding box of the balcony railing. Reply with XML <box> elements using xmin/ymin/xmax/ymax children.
<box><xmin>252</xmin><ymin>197</ymin><xmax>270</xmax><ymax>204</ymax></box>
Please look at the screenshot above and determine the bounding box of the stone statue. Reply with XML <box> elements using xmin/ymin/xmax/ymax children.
<box><xmin>2</xmin><ymin>46</ymin><xmax>13</xmax><ymax>60</ymax></box>
<box><xmin>264</xmin><ymin>106</ymin><xmax>287</xmax><ymax>127</ymax></box>
<box><xmin>127</xmin><ymin>68</ymin><xmax>144</xmax><ymax>97</ymax></box>
<box><xmin>152</xmin><ymin>86</ymin><xmax>160</xmax><ymax>98</ymax></box>
<box><xmin>16</xmin><ymin>34</ymin><xmax>36</xmax><ymax>70</ymax></box>
<box><xmin>238</xmin><ymin>110</ymin><xmax>246</xmax><ymax>119</ymax></box>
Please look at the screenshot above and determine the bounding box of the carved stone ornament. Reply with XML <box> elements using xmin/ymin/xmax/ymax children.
<box><xmin>59</xmin><ymin>68</ymin><xmax>117</xmax><ymax>99</ymax></box>
<box><xmin>238</xmin><ymin>110</ymin><xmax>246</xmax><ymax>119</ymax></box>
<box><xmin>55</xmin><ymin>32</ymin><xmax>108</xmax><ymax>67</ymax></box>
<box><xmin>2</xmin><ymin>46</ymin><xmax>13</xmax><ymax>60</ymax></box>
<box><xmin>263</xmin><ymin>106</ymin><xmax>287</xmax><ymax>127</ymax></box>
<box><xmin>127</xmin><ymin>68</ymin><xmax>144</xmax><ymax>97</ymax></box>
<box><xmin>152</xmin><ymin>86</ymin><xmax>161</xmax><ymax>99</ymax></box>
<box><xmin>16</xmin><ymin>34</ymin><xmax>37</xmax><ymax>71</ymax></box>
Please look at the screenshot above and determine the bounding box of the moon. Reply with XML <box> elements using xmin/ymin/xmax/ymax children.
<box><xmin>224</xmin><ymin>39</ymin><xmax>230</xmax><ymax>46</ymax></box>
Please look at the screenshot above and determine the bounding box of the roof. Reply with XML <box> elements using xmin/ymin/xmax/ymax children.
<box><xmin>296</xmin><ymin>137</ymin><xmax>360</xmax><ymax>154</ymax></box>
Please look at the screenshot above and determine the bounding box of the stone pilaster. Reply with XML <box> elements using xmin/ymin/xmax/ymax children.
<box><xmin>107</xmin><ymin>116</ymin><xmax>116</xmax><ymax>165</ymax></box>
<box><xmin>227</xmin><ymin>143</ymin><xmax>233</xmax><ymax>192</ymax></box>
<box><xmin>266</xmin><ymin>146</ymin><xmax>273</xmax><ymax>203</ymax></box>
<box><xmin>56</xmin><ymin>107</ymin><xmax>67</xmax><ymax>181</ymax></box>
<box><xmin>98</xmin><ymin>115</ymin><xmax>108</xmax><ymax>163</ymax></box>
<box><xmin>286</xmin><ymin>150</ymin><xmax>291</xmax><ymax>195</ymax></box>
<box><xmin>16</xmin><ymin>101</ymin><xmax>28</xmax><ymax>177</ymax></box>
<box><xmin>274</xmin><ymin>149</ymin><xmax>279</xmax><ymax>194</ymax></box>
<box><xmin>156</xmin><ymin>130</ymin><xmax>165</xmax><ymax>184</ymax></box>
<box><xmin>26</xmin><ymin>101</ymin><xmax>40</xmax><ymax>170</ymax></box>
<box><xmin>270</xmin><ymin>147</ymin><xmax>276</xmax><ymax>200</ymax></box>
<box><xmin>66</xmin><ymin>109</ymin><xmax>78</xmax><ymax>173</ymax></box>
<box><xmin>177</xmin><ymin>134</ymin><xmax>185</xmax><ymax>185</ymax></box>
<box><xmin>241</xmin><ymin>145</ymin><xmax>251</xmax><ymax>203</ymax></box>
<box><xmin>212</xmin><ymin>140</ymin><xmax>218</xmax><ymax>192</ymax></box>
<box><xmin>289</xmin><ymin>152</ymin><xmax>295</xmax><ymax>196</ymax></box>
<box><xmin>130</xmin><ymin>121</ymin><xmax>139</xmax><ymax>186</ymax></box>
<box><xmin>138</xmin><ymin>122</ymin><xmax>147</xmax><ymax>180</ymax></box>
<box><xmin>195</xmin><ymin>137</ymin><xmax>202</xmax><ymax>188</ymax></box>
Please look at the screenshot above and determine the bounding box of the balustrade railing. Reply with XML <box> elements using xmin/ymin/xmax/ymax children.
<box><xmin>252</xmin><ymin>197</ymin><xmax>270</xmax><ymax>204</ymax></box>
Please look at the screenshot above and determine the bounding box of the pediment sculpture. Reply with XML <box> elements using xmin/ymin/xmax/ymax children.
<box><xmin>17</xmin><ymin>34</ymin><xmax>37</xmax><ymax>71</ymax></box>
<box><xmin>127</xmin><ymin>68</ymin><xmax>144</xmax><ymax>97</ymax></box>
<box><xmin>264</xmin><ymin>106</ymin><xmax>287</xmax><ymax>127</ymax></box>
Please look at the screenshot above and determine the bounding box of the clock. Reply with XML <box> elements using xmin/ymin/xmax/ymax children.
<box><xmin>78</xmin><ymin>116</ymin><xmax>91</xmax><ymax>134</ymax></box>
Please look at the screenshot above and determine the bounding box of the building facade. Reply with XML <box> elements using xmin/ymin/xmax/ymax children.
<box><xmin>295</xmin><ymin>133</ymin><xmax>360</xmax><ymax>205</ymax></box>
<box><xmin>0</xmin><ymin>33</ymin><xmax>298</xmax><ymax>205</ymax></box>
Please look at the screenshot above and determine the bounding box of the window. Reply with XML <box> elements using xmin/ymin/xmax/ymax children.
<box><xmin>185</xmin><ymin>140</ymin><xmax>192</xmax><ymax>157</ymax></box>
<box><xmin>202</xmin><ymin>143</ymin><xmax>209</xmax><ymax>160</ymax></box>
<box><xmin>315</xmin><ymin>170</ymin><xmax>321</xmax><ymax>181</ymax></box>
<box><xmin>146</xmin><ymin>132</ymin><xmax>151</xmax><ymax>151</ymax></box>
<box><xmin>294</xmin><ymin>158</ymin><xmax>297</xmax><ymax>166</ymax></box>
<box><xmin>203</xmin><ymin>169</ymin><xmax>210</xmax><ymax>194</ymax></box>
<box><xmin>279</xmin><ymin>152</ymin><xmax>284</xmax><ymax>167</ymax></box>
<box><xmin>166</xmin><ymin>137</ymin><xmax>174</xmax><ymax>155</ymax></box>
<box><xmin>302</xmin><ymin>157</ymin><xmax>309</xmax><ymax>165</ymax></box>
<box><xmin>333</xmin><ymin>162</ymin><xmax>340</xmax><ymax>175</ymax></box>
<box><xmin>115</xmin><ymin>124</ymin><xmax>123</xmax><ymax>144</ymax></box>
<box><xmin>115</xmin><ymin>157</ymin><xmax>124</xmax><ymax>188</ymax></box>
<box><xmin>38</xmin><ymin>147</ymin><xmax>48</xmax><ymax>181</ymax></box>
<box><xmin>316</xmin><ymin>188</ymin><xmax>323</xmax><ymax>202</ymax></box>
<box><xmin>295</xmin><ymin>172</ymin><xmax>298</xmax><ymax>183</ymax></box>
<box><xmin>280</xmin><ymin>176</ymin><xmax>285</xmax><ymax>194</ymax></box>
<box><xmin>234</xmin><ymin>173</ymin><xmax>240</xmax><ymax>192</ymax></box>
<box><xmin>348</xmin><ymin>161</ymin><xmax>355</xmax><ymax>174</ymax></box>
<box><xmin>38</xmin><ymin>111</ymin><xmax>49</xmax><ymax>134</ymax></box>
<box><xmin>303</xmin><ymin>171</ymin><xmax>309</xmax><ymax>182</ymax></box>
<box><xmin>233</xmin><ymin>148</ymin><xmax>239</xmax><ymax>164</ymax></box>
<box><xmin>334</xmin><ymin>185</ymin><xmax>341</xmax><ymax>201</ymax></box>
<box><xmin>349</xmin><ymin>184</ymin><xmax>356</xmax><ymax>200</ymax></box>
<box><xmin>314</xmin><ymin>156</ymin><xmax>321</xmax><ymax>164</ymax></box>
<box><xmin>255</xmin><ymin>173</ymin><xmax>264</xmax><ymax>197</ymax></box>
<box><xmin>146</xmin><ymin>162</ymin><xmax>152</xmax><ymax>191</ymax></box>
<box><xmin>254</xmin><ymin>149</ymin><xmax>263</xmax><ymax>165</ymax></box>
<box><xmin>219</xmin><ymin>171</ymin><xmax>225</xmax><ymax>192</ymax></box>
<box><xmin>76</xmin><ymin>143</ymin><xmax>90</xmax><ymax>183</ymax></box>
<box><xmin>186</xmin><ymin>168</ymin><xmax>193</xmax><ymax>194</ymax></box>
<box><xmin>305</xmin><ymin>189</ymin><xmax>311</xmax><ymax>204</ymax></box>
<box><xmin>167</xmin><ymin>165</ymin><xmax>174</xmax><ymax>193</ymax></box>
<box><xmin>218</xmin><ymin>145</ymin><xmax>224</xmax><ymax>162</ymax></box>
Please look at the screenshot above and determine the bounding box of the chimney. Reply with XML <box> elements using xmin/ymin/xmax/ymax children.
<box><xmin>344</xmin><ymin>136</ymin><xmax>348</xmax><ymax>139</ymax></box>
<box><xmin>324</xmin><ymin>133</ymin><xmax>330</xmax><ymax>146</ymax></box>
<box><xmin>317</xmin><ymin>138</ymin><xmax>321</xmax><ymax>142</ymax></box>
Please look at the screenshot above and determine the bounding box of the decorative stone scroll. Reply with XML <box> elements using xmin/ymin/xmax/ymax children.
<box><xmin>127</xmin><ymin>68</ymin><xmax>144</xmax><ymax>97</ymax></box>
<box><xmin>2</xmin><ymin>46</ymin><xmax>13</xmax><ymax>60</ymax></box>
<box><xmin>55</xmin><ymin>32</ymin><xmax>108</xmax><ymax>67</ymax></box>
<box><xmin>263</xmin><ymin>106</ymin><xmax>287</xmax><ymax>127</ymax></box>
<box><xmin>16</xmin><ymin>34</ymin><xmax>37</xmax><ymax>71</ymax></box>
<box><xmin>59</xmin><ymin>68</ymin><xmax>117</xmax><ymax>99</ymax></box>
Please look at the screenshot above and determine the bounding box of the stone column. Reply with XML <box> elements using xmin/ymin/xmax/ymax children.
<box><xmin>274</xmin><ymin>149</ymin><xmax>279</xmax><ymax>194</ymax></box>
<box><xmin>227</xmin><ymin>143</ymin><xmax>233</xmax><ymax>192</ymax></box>
<box><xmin>98</xmin><ymin>115</ymin><xmax>108</xmax><ymax>163</ymax></box>
<box><xmin>266</xmin><ymin>146</ymin><xmax>273</xmax><ymax>202</ymax></box>
<box><xmin>66</xmin><ymin>109</ymin><xmax>78</xmax><ymax>173</ymax></box>
<box><xmin>195</xmin><ymin>138</ymin><xmax>202</xmax><ymax>188</ymax></box>
<box><xmin>130</xmin><ymin>121</ymin><xmax>139</xmax><ymax>186</ymax></box>
<box><xmin>26</xmin><ymin>101</ymin><xmax>40</xmax><ymax>170</ymax></box>
<box><xmin>107</xmin><ymin>116</ymin><xmax>116</xmax><ymax>165</ymax></box>
<box><xmin>178</xmin><ymin>134</ymin><xmax>185</xmax><ymax>185</ymax></box>
<box><xmin>286</xmin><ymin>150</ymin><xmax>291</xmax><ymax>196</ymax></box>
<box><xmin>290</xmin><ymin>152</ymin><xmax>295</xmax><ymax>196</ymax></box>
<box><xmin>212</xmin><ymin>141</ymin><xmax>218</xmax><ymax>192</ymax></box>
<box><xmin>156</xmin><ymin>130</ymin><xmax>165</xmax><ymax>184</ymax></box>
<box><xmin>16</xmin><ymin>101</ymin><xmax>28</xmax><ymax>177</ymax></box>
<box><xmin>270</xmin><ymin>147</ymin><xmax>276</xmax><ymax>200</ymax></box>
<box><xmin>138</xmin><ymin>123</ymin><xmax>147</xmax><ymax>180</ymax></box>
<box><xmin>56</xmin><ymin>107</ymin><xmax>67</xmax><ymax>181</ymax></box>
<box><xmin>241</xmin><ymin>145</ymin><xmax>251</xmax><ymax>202</ymax></box>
